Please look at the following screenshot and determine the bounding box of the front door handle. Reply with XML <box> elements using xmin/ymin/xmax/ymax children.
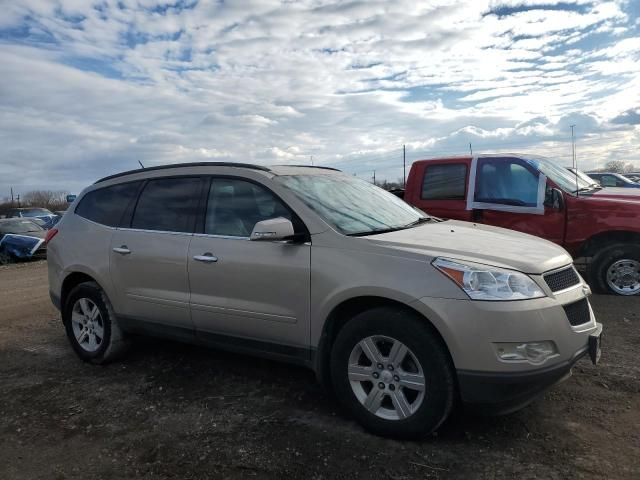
<box><xmin>194</xmin><ymin>253</ymin><xmax>218</xmax><ymax>263</ymax></box>
<box><xmin>113</xmin><ymin>246</ymin><xmax>131</xmax><ymax>255</ymax></box>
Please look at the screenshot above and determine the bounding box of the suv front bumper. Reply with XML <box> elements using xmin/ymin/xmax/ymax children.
<box><xmin>457</xmin><ymin>323</ymin><xmax>601</xmax><ymax>414</ymax></box>
<box><xmin>411</xmin><ymin>287</ymin><xmax>602</xmax><ymax>413</ymax></box>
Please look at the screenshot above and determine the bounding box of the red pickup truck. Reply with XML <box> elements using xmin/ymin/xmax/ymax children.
<box><xmin>405</xmin><ymin>154</ymin><xmax>640</xmax><ymax>296</ymax></box>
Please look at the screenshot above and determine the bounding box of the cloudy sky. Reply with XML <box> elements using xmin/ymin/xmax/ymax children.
<box><xmin>1</xmin><ymin>0</ymin><xmax>639</xmax><ymax>196</ymax></box>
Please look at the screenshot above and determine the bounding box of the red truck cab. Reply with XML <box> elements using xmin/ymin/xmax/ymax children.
<box><xmin>405</xmin><ymin>154</ymin><xmax>640</xmax><ymax>295</ymax></box>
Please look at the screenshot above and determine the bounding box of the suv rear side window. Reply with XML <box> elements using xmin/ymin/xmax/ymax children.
<box><xmin>75</xmin><ymin>182</ymin><xmax>142</xmax><ymax>227</ymax></box>
<box><xmin>205</xmin><ymin>178</ymin><xmax>292</xmax><ymax>237</ymax></box>
<box><xmin>131</xmin><ymin>177</ymin><xmax>201</xmax><ymax>233</ymax></box>
<box><xmin>421</xmin><ymin>164</ymin><xmax>467</xmax><ymax>200</ymax></box>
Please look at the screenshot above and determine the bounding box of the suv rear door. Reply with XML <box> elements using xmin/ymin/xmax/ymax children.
<box><xmin>187</xmin><ymin>177</ymin><xmax>311</xmax><ymax>354</ymax></box>
<box><xmin>110</xmin><ymin>176</ymin><xmax>203</xmax><ymax>335</ymax></box>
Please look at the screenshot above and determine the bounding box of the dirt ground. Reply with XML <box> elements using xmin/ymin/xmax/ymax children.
<box><xmin>0</xmin><ymin>261</ymin><xmax>638</xmax><ymax>480</ymax></box>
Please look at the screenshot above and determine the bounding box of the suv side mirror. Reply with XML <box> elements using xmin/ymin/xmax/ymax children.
<box><xmin>250</xmin><ymin>217</ymin><xmax>295</xmax><ymax>241</ymax></box>
<box><xmin>544</xmin><ymin>187</ymin><xmax>564</xmax><ymax>210</ymax></box>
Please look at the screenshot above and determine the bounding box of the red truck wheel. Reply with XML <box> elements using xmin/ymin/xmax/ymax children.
<box><xmin>590</xmin><ymin>244</ymin><xmax>640</xmax><ymax>296</ymax></box>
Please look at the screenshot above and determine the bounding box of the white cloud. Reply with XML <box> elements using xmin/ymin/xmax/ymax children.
<box><xmin>0</xmin><ymin>0</ymin><xmax>639</xmax><ymax>194</ymax></box>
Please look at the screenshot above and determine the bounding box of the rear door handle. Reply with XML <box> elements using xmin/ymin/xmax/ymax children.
<box><xmin>113</xmin><ymin>246</ymin><xmax>131</xmax><ymax>255</ymax></box>
<box><xmin>194</xmin><ymin>253</ymin><xmax>218</xmax><ymax>263</ymax></box>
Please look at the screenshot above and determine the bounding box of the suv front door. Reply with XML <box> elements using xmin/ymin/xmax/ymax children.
<box><xmin>188</xmin><ymin>177</ymin><xmax>311</xmax><ymax>354</ymax></box>
<box><xmin>110</xmin><ymin>176</ymin><xmax>203</xmax><ymax>335</ymax></box>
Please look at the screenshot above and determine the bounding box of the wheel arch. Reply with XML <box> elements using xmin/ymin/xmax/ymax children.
<box><xmin>314</xmin><ymin>295</ymin><xmax>454</xmax><ymax>392</ymax></box>
<box><xmin>578</xmin><ymin>230</ymin><xmax>640</xmax><ymax>258</ymax></box>
<box><xmin>60</xmin><ymin>271</ymin><xmax>104</xmax><ymax>315</ymax></box>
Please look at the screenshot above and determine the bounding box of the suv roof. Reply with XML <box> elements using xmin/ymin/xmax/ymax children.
<box><xmin>94</xmin><ymin>162</ymin><xmax>340</xmax><ymax>184</ymax></box>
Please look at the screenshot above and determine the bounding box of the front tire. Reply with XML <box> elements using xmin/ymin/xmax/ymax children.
<box><xmin>590</xmin><ymin>244</ymin><xmax>640</xmax><ymax>296</ymax></box>
<box><xmin>330</xmin><ymin>307</ymin><xmax>455</xmax><ymax>439</ymax></box>
<box><xmin>63</xmin><ymin>281</ymin><xmax>130</xmax><ymax>363</ymax></box>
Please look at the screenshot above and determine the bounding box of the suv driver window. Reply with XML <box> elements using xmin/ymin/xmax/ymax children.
<box><xmin>205</xmin><ymin>178</ymin><xmax>292</xmax><ymax>237</ymax></box>
<box><xmin>131</xmin><ymin>177</ymin><xmax>201</xmax><ymax>233</ymax></box>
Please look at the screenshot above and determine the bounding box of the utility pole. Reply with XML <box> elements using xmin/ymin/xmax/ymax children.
<box><xmin>17</xmin><ymin>194</ymin><xmax>20</xmax><ymax>208</ymax></box>
<box><xmin>373</xmin><ymin>170</ymin><xmax>376</xmax><ymax>185</ymax></box>
<box><xmin>310</xmin><ymin>155</ymin><xmax>314</xmax><ymax>166</ymax></box>
<box><xmin>469</xmin><ymin>143</ymin><xmax>473</xmax><ymax>156</ymax></box>
<box><xmin>10</xmin><ymin>187</ymin><xmax>14</xmax><ymax>207</ymax></box>
<box><xmin>570</xmin><ymin>125</ymin><xmax>576</xmax><ymax>168</ymax></box>
<box><xmin>403</xmin><ymin>144</ymin><xmax>406</xmax><ymax>188</ymax></box>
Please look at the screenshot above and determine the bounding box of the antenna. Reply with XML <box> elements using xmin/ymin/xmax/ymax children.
<box><xmin>138</xmin><ymin>160</ymin><xmax>145</xmax><ymax>169</ymax></box>
<box><xmin>570</xmin><ymin>125</ymin><xmax>578</xmax><ymax>196</ymax></box>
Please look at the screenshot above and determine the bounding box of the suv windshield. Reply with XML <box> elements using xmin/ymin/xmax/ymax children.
<box><xmin>277</xmin><ymin>174</ymin><xmax>426</xmax><ymax>235</ymax></box>
<box><xmin>0</xmin><ymin>220</ymin><xmax>44</xmax><ymax>233</ymax></box>
<box><xmin>527</xmin><ymin>156</ymin><xmax>593</xmax><ymax>193</ymax></box>
<box><xmin>22</xmin><ymin>208</ymin><xmax>53</xmax><ymax>217</ymax></box>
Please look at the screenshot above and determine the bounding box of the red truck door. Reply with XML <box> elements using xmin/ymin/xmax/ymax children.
<box><xmin>405</xmin><ymin>159</ymin><xmax>474</xmax><ymax>221</ymax></box>
<box><xmin>468</xmin><ymin>156</ymin><xmax>566</xmax><ymax>246</ymax></box>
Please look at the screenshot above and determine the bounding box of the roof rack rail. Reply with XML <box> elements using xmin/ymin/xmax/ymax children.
<box><xmin>94</xmin><ymin>162</ymin><xmax>271</xmax><ymax>184</ymax></box>
<box><xmin>275</xmin><ymin>165</ymin><xmax>341</xmax><ymax>172</ymax></box>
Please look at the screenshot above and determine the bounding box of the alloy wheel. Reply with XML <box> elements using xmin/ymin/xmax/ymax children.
<box><xmin>348</xmin><ymin>335</ymin><xmax>425</xmax><ymax>420</ymax></box>
<box><xmin>71</xmin><ymin>298</ymin><xmax>105</xmax><ymax>352</ymax></box>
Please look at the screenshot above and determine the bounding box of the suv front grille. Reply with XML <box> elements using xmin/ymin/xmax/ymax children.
<box><xmin>544</xmin><ymin>266</ymin><xmax>580</xmax><ymax>293</ymax></box>
<box><xmin>563</xmin><ymin>298</ymin><xmax>591</xmax><ymax>327</ymax></box>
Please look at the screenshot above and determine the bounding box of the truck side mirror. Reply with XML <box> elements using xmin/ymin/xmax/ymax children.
<box><xmin>544</xmin><ymin>187</ymin><xmax>564</xmax><ymax>211</ymax></box>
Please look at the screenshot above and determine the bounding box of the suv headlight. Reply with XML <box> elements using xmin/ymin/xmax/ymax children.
<box><xmin>433</xmin><ymin>258</ymin><xmax>545</xmax><ymax>301</ymax></box>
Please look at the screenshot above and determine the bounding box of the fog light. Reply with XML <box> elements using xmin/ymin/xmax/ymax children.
<box><xmin>495</xmin><ymin>341</ymin><xmax>558</xmax><ymax>364</ymax></box>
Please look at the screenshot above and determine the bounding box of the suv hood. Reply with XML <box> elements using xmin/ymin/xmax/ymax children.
<box><xmin>365</xmin><ymin>220</ymin><xmax>572</xmax><ymax>274</ymax></box>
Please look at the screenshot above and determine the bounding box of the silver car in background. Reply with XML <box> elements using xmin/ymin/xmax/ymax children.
<box><xmin>47</xmin><ymin>163</ymin><xmax>602</xmax><ymax>438</ymax></box>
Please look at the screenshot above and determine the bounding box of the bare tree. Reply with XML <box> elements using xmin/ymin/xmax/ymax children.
<box><xmin>604</xmin><ymin>160</ymin><xmax>626</xmax><ymax>173</ymax></box>
<box><xmin>21</xmin><ymin>190</ymin><xmax>70</xmax><ymax>211</ymax></box>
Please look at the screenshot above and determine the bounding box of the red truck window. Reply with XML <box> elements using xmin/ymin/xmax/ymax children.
<box><xmin>421</xmin><ymin>164</ymin><xmax>467</xmax><ymax>200</ymax></box>
<box><xmin>474</xmin><ymin>158</ymin><xmax>539</xmax><ymax>207</ymax></box>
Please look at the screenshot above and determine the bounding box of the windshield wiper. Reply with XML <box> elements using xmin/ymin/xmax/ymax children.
<box><xmin>574</xmin><ymin>185</ymin><xmax>602</xmax><ymax>194</ymax></box>
<box><xmin>404</xmin><ymin>217</ymin><xmax>435</xmax><ymax>227</ymax></box>
<box><xmin>347</xmin><ymin>226</ymin><xmax>410</xmax><ymax>237</ymax></box>
<box><xmin>347</xmin><ymin>217</ymin><xmax>435</xmax><ymax>237</ymax></box>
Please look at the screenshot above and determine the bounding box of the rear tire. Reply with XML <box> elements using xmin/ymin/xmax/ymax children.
<box><xmin>330</xmin><ymin>307</ymin><xmax>454</xmax><ymax>439</ymax></box>
<box><xmin>590</xmin><ymin>244</ymin><xmax>640</xmax><ymax>296</ymax></box>
<box><xmin>0</xmin><ymin>252</ymin><xmax>11</xmax><ymax>265</ymax></box>
<box><xmin>63</xmin><ymin>281</ymin><xmax>130</xmax><ymax>364</ymax></box>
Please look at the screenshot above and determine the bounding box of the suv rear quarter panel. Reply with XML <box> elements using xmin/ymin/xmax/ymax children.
<box><xmin>48</xmin><ymin>207</ymin><xmax>117</xmax><ymax>309</ymax></box>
